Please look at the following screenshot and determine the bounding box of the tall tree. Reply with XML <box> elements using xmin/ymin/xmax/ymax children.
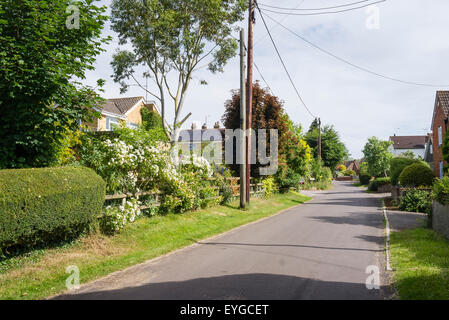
<box><xmin>0</xmin><ymin>0</ymin><xmax>109</xmax><ymax>168</ymax></box>
<box><xmin>362</xmin><ymin>137</ymin><xmax>393</xmax><ymax>177</ymax></box>
<box><xmin>305</xmin><ymin>122</ymin><xmax>348</xmax><ymax>170</ymax></box>
<box><xmin>110</xmin><ymin>0</ymin><xmax>246</xmax><ymax>137</ymax></box>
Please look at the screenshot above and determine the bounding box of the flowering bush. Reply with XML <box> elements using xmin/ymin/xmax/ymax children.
<box><xmin>262</xmin><ymin>176</ymin><xmax>277</xmax><ymax>197</ymax></box>
<box><xmin>100</xmin><ymin>198</ymin><xmax>141</xmax><ymax>235</ymax></box>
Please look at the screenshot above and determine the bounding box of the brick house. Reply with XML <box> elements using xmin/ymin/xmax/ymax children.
<box><xmin>431</xmin><ymin>91</ymin><xmax>449</xmax><ymax>178</ymax></box>
<box><xmin>84</xmin><ymin>97</ymin><xmax>160</xmax><ymax>132</ymax></box>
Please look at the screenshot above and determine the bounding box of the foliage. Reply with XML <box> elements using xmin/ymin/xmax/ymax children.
<box><xmin>368</xmin><ymin>177</ymin><xmax>391</xmax><ymax>192</ymax></box>
<box><xmin>441</xmin><ymin>131</ymin><xmax>449</xmax><ymax>167</ymax></box>
<box><xmin>362</xmin><ymin>137</ymin><xmax>393</xmax><ymax>177</ymax></box>
<box><xmin>222</xmin><ymin>82</ymin><xmax>291</xmax><ymax>177</ymax></box>
<box><xmin>99</xmin><ymin>198</ymin><xmax>141</xmax><ymax>235</ymax></box>
<box><xmin>0</xmin><ymin>167</ymin><xmax>106</xmax><ymax>251</ymax></box>
<box><xmin>0</xmin><ymin>0</ymin><xmax>110</xmax><ymax>169</ymax></box>
<box><xmin>359</xmin><ymin>162</ymin><xmax>371</xmax><ymax>185</ymax></box>
<box><xmin>110</xmin><ymin>0</ymin><xmax>246</xmax><ymax>135</ymax></box>
<box><xmin>399</xmin><ymin>163</ymin><xmax>435</xmax><ymax>187</ymax></box>
<box><xmin>262</xmin><ymin>177</ymin><xmax>277</xmax><ymax>197</ymax></box>
<box><xmin>305</xmin><ymin>122</ymin><xmax>348</xmax><ymax>170</ymax></box>
<box><xmin>399</xmin><ymin>189</ymin><xmax>432</xmax><ymax>215</ymax></box>
<box><xmin>343</xmin><ymin>169</ymin><xmax>356</xmax><ymax>176</ymax></box>
<box><xmin>390</xmin><ymin>157</ymin><xmax>419</xmax><ymax>186</ymax></box>
<box><xmin>398</xmin><ymin>150</ymin><xmax>417</xmax><ymax>160</ymax></box>
<box><xmin>141</xmin><ymin>108</ymin><xmax>163</xmax><ymax>130</ymax></box>
<box><xmin>337</xmin><ymin>165</ymin><xmax>347</xmax><ymax>172</ymax></box>
<box><xmin>432</xmin><ymin>177</ymin><xmax>449</xmax><ymax>206</ymax></box>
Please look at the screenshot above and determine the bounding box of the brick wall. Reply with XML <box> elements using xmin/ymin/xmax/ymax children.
<box><xmin>433</xmin><ymin>97</ymin><xmax>447</xmax><ymax>178</ymax></box>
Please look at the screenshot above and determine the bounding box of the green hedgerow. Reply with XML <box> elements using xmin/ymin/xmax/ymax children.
<box><xmin>399</xmin><ymin>189</ymin><xmax>432</xmax><ymax>215</ymax></box>
<box><xmin>399</xmin><ymin>162</ymin><xmax>435</xmax><ymax>187</ymax></box>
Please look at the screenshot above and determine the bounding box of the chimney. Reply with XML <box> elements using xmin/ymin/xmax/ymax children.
<box><xmin>202</xmin><ymin>123</ymin><xmax>207</xmax><ymax>130</ymax></box>
<box><xmin>214</xmin><ymin>121</ymin><xmax>220</xmax><ymax>129</ymax></box>
<box><xmin>191</xmin><ymin>123</ymin><xmax>198</xmax><ymax>130</ymax></box>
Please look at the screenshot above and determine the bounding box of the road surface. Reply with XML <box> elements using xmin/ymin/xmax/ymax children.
<box><xmin>56</xmin><ymin>181</ymin><xmax>390</xmax><ymax>300</ymax></box>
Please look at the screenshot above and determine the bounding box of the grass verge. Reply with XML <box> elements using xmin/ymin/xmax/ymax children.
<box><xmin>0</xmin><ymin>192</ymin><xmax>310</xmax><ymax>300</ymax></box>
<box><xmin>390</xmin><ymin>228</ymin><xmax>449</xmax><ymax>299</ymax></box>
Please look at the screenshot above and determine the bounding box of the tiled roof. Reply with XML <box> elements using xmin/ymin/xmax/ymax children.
<box><xmin>101</xmin><ymin>97</ymin><xmax>144</xmax><ymax>116</ymax></box>
<box><xmin>389</xmin><ymin>135</ymin><xmax>428</xmax><ymax>150</ymax></box>
<box><xmin>437</xmin><ymin>91</ymin><xmax>449</xmax><ymax>118</ymax></box>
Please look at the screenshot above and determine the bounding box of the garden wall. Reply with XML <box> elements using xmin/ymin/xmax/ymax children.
<box><xmin>432</xmin><ymin>201</ymin><xmax>449</xmax><ymax>240</ymax></box>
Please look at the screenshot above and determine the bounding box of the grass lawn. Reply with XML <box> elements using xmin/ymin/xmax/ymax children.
<box><xmin>0</xmin><ymin>192</ymin><xmax>310</xmax><ymax>300</ymax></box>
<box><xmin>390</xmin><ymin>228</ymin><xmax>449</xmax><ymax>300</ymax></box>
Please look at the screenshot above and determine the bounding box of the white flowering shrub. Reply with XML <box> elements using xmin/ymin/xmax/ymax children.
<box><xmin>99</xmin><ymin>198</ymin><xmax>141</xmax><ymax>234</ymax></box>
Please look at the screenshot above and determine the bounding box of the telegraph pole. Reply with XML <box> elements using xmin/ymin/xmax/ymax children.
<box><xmin>318</xmin><ymin>118</ymin><xmax>322</xmax><ymax>162</ymax></box>
<box><xmin>239</xmin><ymin>29</ymin><xmax>247</xmax><ymax>209</ymax></box>
<box><xmin>246</xmin><ymin>0</ymin><xmax>254</xmax><ymax>204</ymax></box>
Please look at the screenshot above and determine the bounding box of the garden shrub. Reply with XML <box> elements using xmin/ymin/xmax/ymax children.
<box><xmin>99</xmin><ymin>198</ymin><xmax>141</xmax><ymax>235</ymax></box>
<box><xmin>368</xmin><ymin>177</ymin><xmax>391</xmax><ymax>192</ymax></box>
<box><xmin>343</xmin><ymin>169</ymin><xmax>356</xmax><ymax>177</ymax></box>
<box><xmin>359</xmin><ymin>162</ymin><xmax>371</xmax><ymax>185</ymax></box>
<box><xmin>399</xmin><ymin>162</ymin><xmax>435</xmax><ymax>187</ymax></box>
<box><xmin>262</xmin><ymin>176</ymin><xmax>277</xmax><ymax>197</ymax></box>
<box><xmin>0</xmin><ymin>166</ymin><xmax>106</xmax><ymax>251</ymax></box>
<box><xmin>399</xmin><ymin>189</ymin><xmax>432</xmax><ymax>215</ymax></box>
<box><xmin>390</xmin><ymin>157</ymin><xmax>417</xmax><ymax>186</ymax></box>
<box><xmin>432</xmin><ymin>177</ymin><xmax>449</xmax><ymax>206</ymax></box>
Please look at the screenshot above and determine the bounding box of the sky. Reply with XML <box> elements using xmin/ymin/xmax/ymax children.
<box><xmin>83</xmin><ymin>0</ymin><xmax>449</xmax><ymax>159</ymax></box>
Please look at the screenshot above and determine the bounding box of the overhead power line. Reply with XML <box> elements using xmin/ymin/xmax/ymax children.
<box><xmin>260</xmin><ymin>0</ymin><xmax>386</xmax><ymax>16</ymax></box>
<box><xmin>261</xmin><ymin>11</ymin><xmax>449</xmax><ymax>88</ymax></box>
<box><xmin>255</xmin><ymin>1</ymin><xmax>316</xmax><ymax>119</ymax></box>
<box><xmin>259</xmin><ymin>0</ymin><xmax>376</xmax><ymax>11</ymax></box>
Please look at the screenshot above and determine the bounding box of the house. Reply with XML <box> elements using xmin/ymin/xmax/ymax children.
<box><xmin>84</xmin><ymin>97</ymin><xmax>160</xmax><ymax>131</ymax></box>
<box><xmin>424</xmin><ymin>133</ymin><xmax>434</xmax><ymax>171</ymax></box>
<box><xmin>388</xmin><ymin>135</ymin><xmax>428</xmax><ymax>159</ymax></box>
<box><xmin>344</xmin><ymin>160</ymin><xmax>361</xmax><ymax>175</ymax></box>
<box><xmin>177</xmin><ymin>122</ymin><xmax>225</xmax><ymax>154</ymax></box>
<box><xmin>430</xmin><ymin>91</ymin><xmax>449</xmax><ymax>178</ymax></box>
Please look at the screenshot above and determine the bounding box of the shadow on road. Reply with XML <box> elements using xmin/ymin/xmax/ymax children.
<box><xmin>55</xmin><ymin>273</ymin><xmax>385</xmax><ymax>300</ymax></box>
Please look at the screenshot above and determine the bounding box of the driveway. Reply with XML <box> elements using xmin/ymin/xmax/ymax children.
<box><xmin>56</xmin><ymin>181</ymin><xmax>389</xmax><ymax>300</ymax></box>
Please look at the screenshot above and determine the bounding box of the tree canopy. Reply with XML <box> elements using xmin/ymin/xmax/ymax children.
<box><xmin>110</xmin><ymin>0</ymin><xmax>246</xmax><ymax>136</ymax></box>
<box><xmin>362</xmin><ymin>137</ymin><xmax>393</xmax><ymax>177</ymax></box>
<box><xmin>305</xmin><ymin>122</ymin><xmax>348</xmax><ymax>170</ymax></box>
<box><xmin>0</xmin><ymin>0</ymin><xmax>109</xmax><ymax>168</ymax></box>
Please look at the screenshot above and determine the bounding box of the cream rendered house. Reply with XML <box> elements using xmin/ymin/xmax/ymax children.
<box><xmin>85</xmin><ymin>96</ymin><xmax>160</xmax><ymax>131</ymax></box>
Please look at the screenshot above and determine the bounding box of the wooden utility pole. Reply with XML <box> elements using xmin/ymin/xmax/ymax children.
<box><xmin>318</xmin><ymin>118</ymin><xmax>322</xmax><ymax>162</ymax></box>
<box><xmin>246</xmin><ymin>0</ymin><xmax>254</xmax><ymax>204</ymax></box>
<box><xmin>239</xmin><ymin>29</ymin><xmax>247</xmax><ymax>209</ymax></box>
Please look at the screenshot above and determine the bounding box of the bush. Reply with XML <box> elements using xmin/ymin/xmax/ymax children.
<box><xmin>343</xmin><ymin>169</ymin><xmax>356</xmax><ymax>176</ymax></box>
<box><xmin>262</xmin><ymin>177</ymin><xmax>277</xmax><ymax>197</ymax></box>
<box><xmin>368</xmin><ymin>177</ymin><xmax>391</xmax><ymax>192</ymax></box>
<box><xmin>99</xmin><ymin>198</ymin><xmax>141</xmax><ymax>235</ymax></box>
<box><xmin>399</xmin><ymin>163</ymin><xmax>435</xmax><ymax>187</ymax></box>
<box><xmin>359</xmin><ymin>162</ymin><xmax>371</xmax><ymax>185</ymax></box>
<box><xmin>0</xmin><ymin>166</ymin><xmax>106</xmax><ymax>251</ymax></box>
<box><xmin>399</xmin><ymin>189</ymin><xmax>432</xmax><ymax>215</ymax></box>
<box><xmin>390</xmin><ymin>157</ymin><xmax>418</xmax><ymax>186</ymax></box>
<box><xmin>433</xmin><ymin>177</ymin><xmax>449</xmax><ymax>206</ymax></box>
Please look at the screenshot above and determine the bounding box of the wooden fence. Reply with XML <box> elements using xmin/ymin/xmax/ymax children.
<box><xmin>104</xmin><ymin>178</ymin><xmax>265</xmax><ymax>210</ymax></box>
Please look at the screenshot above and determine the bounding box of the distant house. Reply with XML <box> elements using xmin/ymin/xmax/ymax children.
<box><xmin>84</xmin><ymin>97</ymin><xmax>160</xmax><ymax>132</ymax></box>
<box><xmin>344</xmin><ymin>160</ymin><xmax>361</xmax><ymax>175</ymax></box>
<box><xmin>430</xmin><ymin>91</ymin><xmax>449</xmax><ymax>178</ymax></box>
<box><xmin>388</xmin><ymin>135</ymin><xmax>428</xmax><ymax>159</ymax></box>
<box><xmin>424</xmin><ymin>133</ymin><xmax>434</xmax><ymax>171</ymax></box>
<box><xmin>177</xmin><ymin>122</ymin><xmax>225</xmax><ymax>154</ymax></box>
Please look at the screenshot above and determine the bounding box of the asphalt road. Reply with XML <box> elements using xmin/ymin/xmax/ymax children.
<box><xmin>56</xmin><ymin>181</ymin><xmax>389</xmax><ymax>300</ymax></box>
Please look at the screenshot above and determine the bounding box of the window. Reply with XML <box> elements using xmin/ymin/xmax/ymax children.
<box><xmin>438</xmin><ymin>126</ymin><xmax>443</xmax><ymax>146</ymax></box>
<box><xmin>106</xmin><ymin>117</ymin><xmax>120</xmax><ymax>131</ymax></box>
<box><xmin>126</xmin><ymin>122</ymin><xmax>139</xmax><ymax>130</ymax></box>
<box><xmin>440</xmin><ymin>162</ymin><xmax>444</xmax><ymax>178</ymax></box>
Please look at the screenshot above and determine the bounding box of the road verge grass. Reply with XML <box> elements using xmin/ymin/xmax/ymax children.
<box><xmin>0</xmin><ymin>192</ymin><xmax>310</xmax><ymax>300</ymax></box>
<box><xmin>390</xmin><ymin>228</ymin><xmax>449</xmax><ymax>299</ymax></box>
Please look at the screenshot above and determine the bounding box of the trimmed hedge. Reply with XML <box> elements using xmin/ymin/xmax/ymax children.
<box><xmin>390</xmin><ymin>157</ymin><xmax>418</xmax><ymax>186</ymax></box>
<box><xmin>368</xmin><ymin>177</ymin><xmax>391</xmax><ymax>192</ymax></box>
<box><xmin>0</xmin><ymin>166</ymin><xmax>106</xmax><ymax>251</ymax></box>
<box><xmin>399</xmin><ymin>163</ymin><xmax>435</xmax><ymax>187</ymax></box>
<box><xmin>433</xmin><ymin>176</ymin><xmax>449</xmax><ymax>206</ymax></box>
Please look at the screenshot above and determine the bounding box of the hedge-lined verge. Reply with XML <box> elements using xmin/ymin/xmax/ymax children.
<box><xmin>368</xmin><ymin>177</ymin><xmax>391</xmax><ymax>192</ymax></box>
<box><xmin>0</xmin><ymin>166</ymin><xmax>106</xmax><ymax>251</ymax></box>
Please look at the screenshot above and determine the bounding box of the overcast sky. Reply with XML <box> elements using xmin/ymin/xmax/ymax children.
<box><xmin>83</xmin><ymin>0</ymin><xmax>449</xmax><ymax>159</ymax></box>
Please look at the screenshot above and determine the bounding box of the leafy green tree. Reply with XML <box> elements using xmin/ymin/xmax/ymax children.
<box><xmin>362</xmin><ymin>137</ymin><xmax>393</xmax><ymax>177</ymax></box>
<box><xmin>305</xmin><ymin>122</ymin><xmax>348</xmax><ymax>170</ymax></box>
<box><xmin>0</xmin><ymin>0</ymin><xmax>109</xmax><ymax>168</ymax></box>
<box><xmin>110</xmin><ymin>0</ymin><xmax>246</xmax><ymax>137</ymax></box>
